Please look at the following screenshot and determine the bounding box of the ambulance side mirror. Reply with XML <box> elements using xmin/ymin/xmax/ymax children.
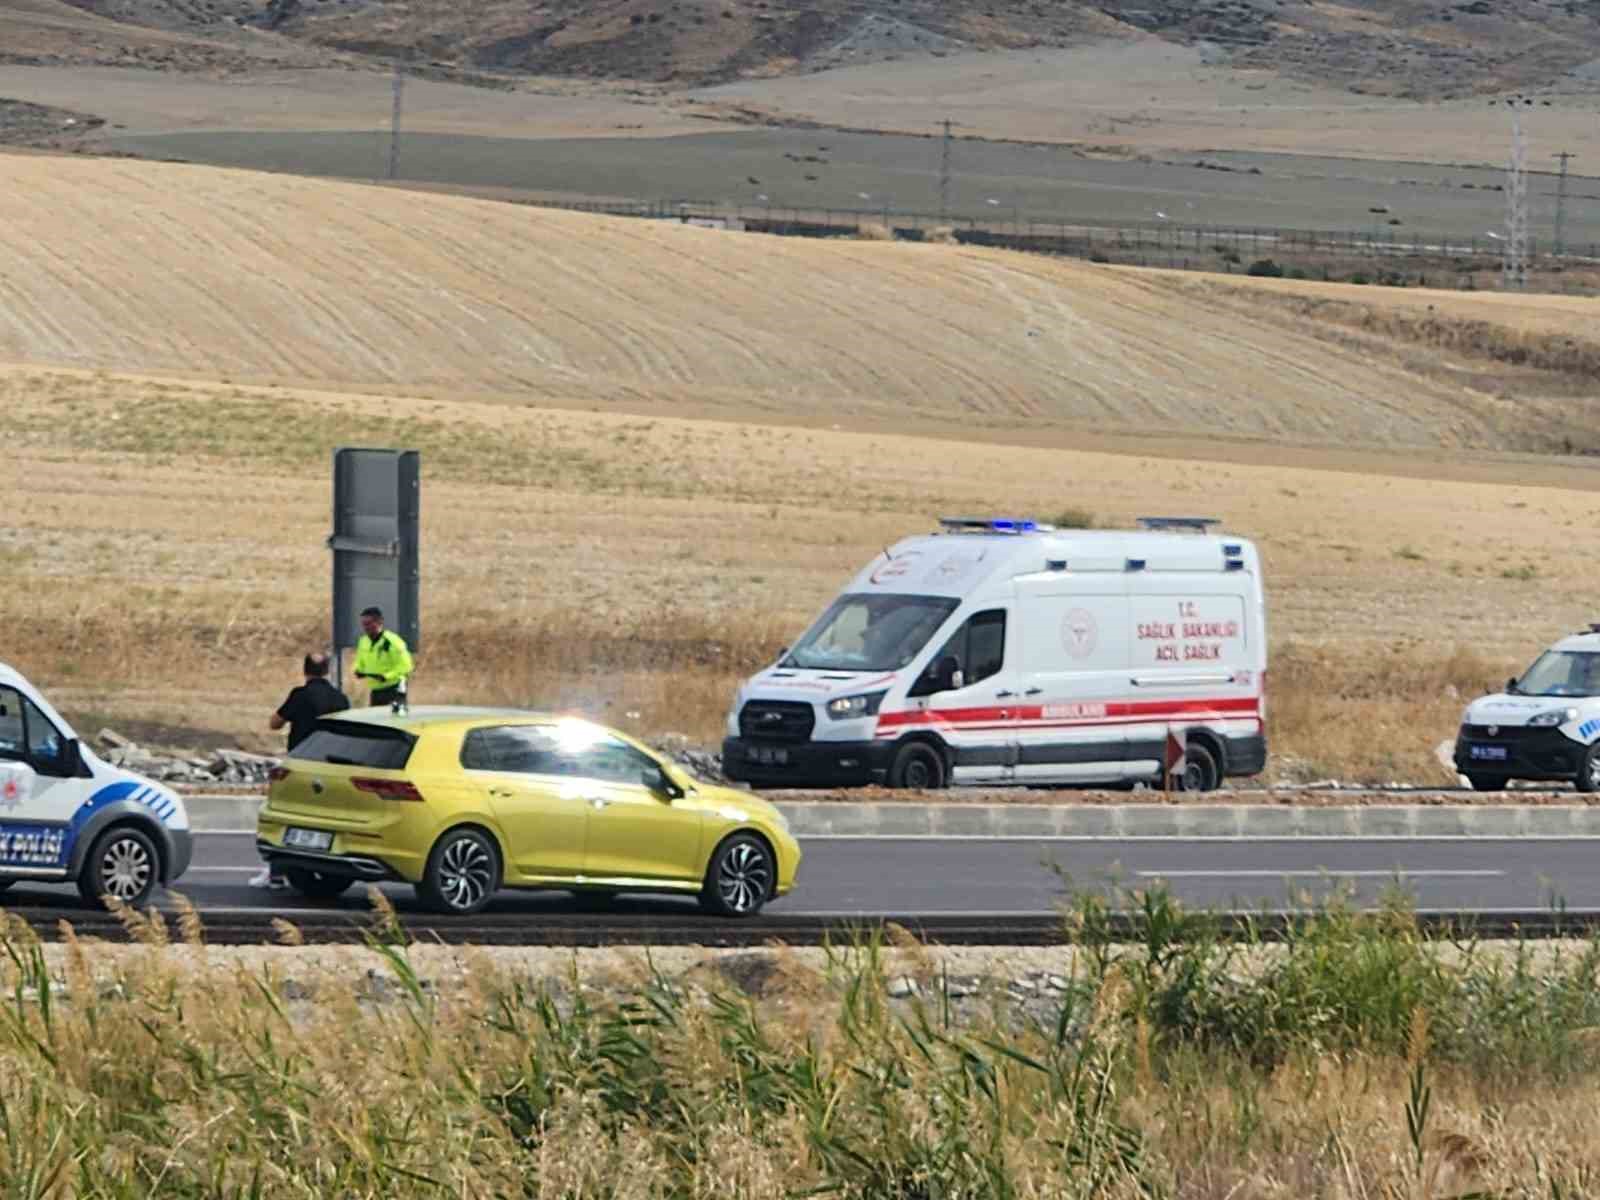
<box><xmin>933</xmin><ymin>656</ymin><xmax>964</xmax><ymax>692</ymax></box>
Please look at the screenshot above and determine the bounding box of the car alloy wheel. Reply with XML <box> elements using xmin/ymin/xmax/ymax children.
<box><xmin>80</xmin><ymin>826</ymin><xmax>160</xmax><ymax>908</ymax></box>
<box><xmin>437</xmin><ymin>835</ymin><xmax>495</xmax><ymax>912</ymax></box>
<box><xmin>715</xmin><ymin>839</ymin><xmax>773</xmax><ymax>916</ymax></box>
<box><xmin>101</xmin><ymin>835</ymin><xmax>153</xmax><ymax>901</ymax></box>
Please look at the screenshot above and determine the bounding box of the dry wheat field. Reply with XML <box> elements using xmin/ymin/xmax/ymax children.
<box><xmin>4</xmin><ymin>151</ymin><xmax>1600</xmax><ymax>782</ymax></box>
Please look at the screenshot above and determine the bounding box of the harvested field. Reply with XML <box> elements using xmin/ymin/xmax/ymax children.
<box><xmin>4</xmin><ymin>153</ymin><xmax>1600</xmax><ymax>449</ymax></box>
<box><xmin>4</xmin><ymin>363</ymin><xmax>1595</xmax><ymax>784</ymax></box>
<box><xmin>5</xmin><ymin>153</ymin><xmax>1600</xmax><ymax>784</ymax></box>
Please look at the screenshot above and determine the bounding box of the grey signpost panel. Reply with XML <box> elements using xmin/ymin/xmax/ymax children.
<box><xmin>328</xmin><ymin>449</ymin><xmax>420</xmax><ymax>690</ymax></box>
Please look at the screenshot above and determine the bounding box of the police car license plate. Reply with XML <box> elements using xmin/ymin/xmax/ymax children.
<box><xmin>284</xmin><ymin>827</ymin><xmax>333</xmax><ymax>851</ymax></box>
<box><xmin>1469</xmin><ymin>745</ymin><xmax>1508</xmax><ymax>762</ymax></box>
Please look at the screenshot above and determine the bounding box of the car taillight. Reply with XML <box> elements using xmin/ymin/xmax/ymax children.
<box><xmin>352</xmin><ymin>777</ymin><xmax>425</xmax><ymax>802</ymax></box>
<box><xmin>268</xmin><ymin>767</ymin><xmax>290</xmax><ymax>783</ymax></box>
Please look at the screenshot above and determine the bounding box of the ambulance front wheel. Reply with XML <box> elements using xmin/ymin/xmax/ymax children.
<box><xmin>888</xmin><ymin>741</ymin><xmax>948</xmax><ymax>790</ymax></box>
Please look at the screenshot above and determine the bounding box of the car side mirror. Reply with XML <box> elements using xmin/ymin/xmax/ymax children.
<box><xmin>61</xmin><ymin>738</ymin><xmax>87</xmax><ymax>778</ymax></box>
<box><xmin>642</xmin><ymin>764</ymin><xmax>684</xmax><ymax>800</ymax></box>
<box><xmin>1506</xmin><ymin>677</ymin><xmax>1519</xmax><ymax>694</ymax></box>
<box><xmin>931</xmin><ymin>656</ymin><xmax>963</xmax><ymax>692</ymax></box>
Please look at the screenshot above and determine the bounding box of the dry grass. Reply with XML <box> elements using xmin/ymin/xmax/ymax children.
<box><xmin>5</xmin><ymin>151</ymin><xmax>1600</xmax><ymax>451</ymax></box>
<box><xmin>4</xmin><ymin>363</ymin><xmax>1594</xmax><ymax>783</ymax></box>
<box><xmin>0</xmin><ymin>900</ymin><xmax>1598</xmax><ymax>1195</ymax></box>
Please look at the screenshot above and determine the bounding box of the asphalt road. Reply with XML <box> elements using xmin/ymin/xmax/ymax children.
<box><xmin>5</xmin><ymin>833</ymin><xmax>1595</xmax><ymax>920</ymax></box>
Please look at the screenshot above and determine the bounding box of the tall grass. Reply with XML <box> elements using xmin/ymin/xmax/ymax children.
<box><xmin>0</xmin><ymin>894</ymin><xmax>1598</xmax><ymax>1195</ymax></box>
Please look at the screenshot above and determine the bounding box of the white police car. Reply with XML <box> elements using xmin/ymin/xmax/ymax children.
<box><xmin>1454</xmin><ymin>625</ymin><xmax>1600</xmax><ymax>792</ymax></box>
<box><xmin>0</xmin><ymin>662</ymin><xmax>191</xmax><ymax>906</ymax></box>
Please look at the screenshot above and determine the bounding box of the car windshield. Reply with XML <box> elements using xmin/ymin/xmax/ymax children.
<box><xmin>783</xmin><ymin>593</ymin><xmax>959</xmax><ymax>672</ymax></box>
<box><xmin>1515</xmin><ymin>651</ymin><xmax>1600</xmax><ymax>698</ymax></box>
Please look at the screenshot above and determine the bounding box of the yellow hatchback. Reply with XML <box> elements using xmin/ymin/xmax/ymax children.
<box><xmin>256</xmin><ymin>707</ymin><xmax>801</xmax><ymax>916</ymax></box>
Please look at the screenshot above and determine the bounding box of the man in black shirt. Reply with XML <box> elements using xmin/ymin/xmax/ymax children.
<box><xmin>270</xmin><ymin>652</ymin><xmax>350</xmax><ymax>752</ymax></box>
<box><xmin>251</xmin><ymin>653</ymin><xmax>349</xmax><ymax>889</ymax></box>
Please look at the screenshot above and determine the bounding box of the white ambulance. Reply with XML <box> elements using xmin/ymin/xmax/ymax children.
<box><xmin>1453</xmin><ymin>625</ymin><xmax>1600</xmax><ymax>792</ymax></box>
<box><xmin>722</xmin><ymin>517</ymin><xmax>1267</xmax><ymax>792</ymax></box>
<box><xmin>0</xmin><ymin>663</ymin><xmax>192</xmax><ymax>906</ymax></box>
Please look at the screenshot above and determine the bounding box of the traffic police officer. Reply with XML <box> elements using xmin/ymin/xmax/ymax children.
<box><xmin>353</xmin><ymin>606</ymin><xmax>414</xmax><ymax>708</ymax></box>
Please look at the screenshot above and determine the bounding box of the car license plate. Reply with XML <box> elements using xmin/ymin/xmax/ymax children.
<box><xmin>1469</xmin><ymin>745</ymin><xmax>1508</xmax><ymax>762</ymax></box>
<box><xmin>284</xmin><ymin>827</ymin><xmax>333</xmax><ymax>851</ymax></box>
<box><xmin>753</xmin><ymin>747</ymin><xmax>789</xmax><ymax>765</ymax></box>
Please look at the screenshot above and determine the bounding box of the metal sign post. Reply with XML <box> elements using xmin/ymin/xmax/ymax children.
<box><xmin>328</xmin><ymin>449</ymin><xmax>420</xmax><ymax>692</ymax></box>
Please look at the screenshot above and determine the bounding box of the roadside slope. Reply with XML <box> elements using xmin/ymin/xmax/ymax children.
<box><xmin>0</xmin><ymin>151</ymin><xmax>1584</xmax><ymax>448</ymax></box>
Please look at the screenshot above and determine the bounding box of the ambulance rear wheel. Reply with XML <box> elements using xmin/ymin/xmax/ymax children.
<box><xmin>1177</xmin><ymin>743</ymin><xmax>1221</xmax><ymax>794</ymax></box>
<box><xmin>889</xmin><ymin>742</ymin><xmax>947</xmax><ymax>790</ymax></box>
<box><xmin>77</xmin><ymin>825</ymin><xmax>159</xmax><ymax>910</ymax></box>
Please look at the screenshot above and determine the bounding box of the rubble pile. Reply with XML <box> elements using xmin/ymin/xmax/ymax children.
<box><xmin>96</xmin><ymin>730</ymin><xmax>280</xmax><ymax>788</ymax></box>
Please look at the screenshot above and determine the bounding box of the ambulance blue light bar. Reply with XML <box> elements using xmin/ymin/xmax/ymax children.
<box><xmin>938</xmin><ymin>517</ymin><xmax>1044</xmax><ymax>534</ymax></box>
<box><xmin>1137</xmin><ymin>516</ymin><xmax>1221</xmax><ymax>533</ymax></box>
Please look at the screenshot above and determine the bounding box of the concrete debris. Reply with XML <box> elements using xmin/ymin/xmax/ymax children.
<box><xmin>886</xmin><ymin>974</ymin><xmax>920</xmax><ymax>998</ymax></box>
<box><xmin>95</xmin><ymin>730</ymin><xmax>280</xmax><ymax>787</ymax></box>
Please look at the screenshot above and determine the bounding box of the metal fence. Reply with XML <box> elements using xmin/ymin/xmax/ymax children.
<box><xmin>509</xmin><ymin>195</ymin><xmax>1600</xmax><ymax>284</ymax></box>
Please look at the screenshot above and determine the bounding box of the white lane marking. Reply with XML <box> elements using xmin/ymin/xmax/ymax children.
<box><xmin>1138</xmin><ymin>869</ymin><xmax>1505</xmax><ymax>879</ymax></box>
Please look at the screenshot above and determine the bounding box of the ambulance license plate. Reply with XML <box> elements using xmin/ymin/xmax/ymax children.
<box><xmin>1469</xmin><ymin>745</ymin><xmax>1508</xmax><ymax>762</ymax></box>
<box><xmin>284</xmin><ymin>827</ymin><xmax>333</xmax><ymax>851</ymax></box>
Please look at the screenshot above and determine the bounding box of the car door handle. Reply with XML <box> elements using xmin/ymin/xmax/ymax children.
<box><xmin>1023</xmin><ymin>687</ymin><xmax>1043</xmax><ymax>696</ymax></box>
<box><xmin>488</xmin><ymin>787</ymin><xmax>514</xmax><ymax>799</ymax></box>
<box><xmin>590</xmin><ymin>797</ymin><xmax>609</xmax><ymax>809</ymax></box>
<box><xmin>995</xmin><ymin>689</ymin><xmax>1015</xmax><ymax>698</ymax></box>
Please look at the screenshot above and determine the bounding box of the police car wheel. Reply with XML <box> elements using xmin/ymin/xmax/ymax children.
<box><xmin>889</xmin><ymin>742</ymin><xmax>947</xmax><ymax>790</ymax></box>
<box><xmin>77</xmin><ymin>826</ymin><xmax>159</xmax><ymax>909</ymax></box>
<box><xmin>284</xmin><ymin>868</ymin><xmax>354</xmax><ymax>901</ymax></box>
<box><xmin>1177</xmin><ymin>743</ymin><xmax>1221</xmax><ymax>793</ymax></box>
<box><xmin>1578</xmin><ymin>745</ymin><xmax>1600</xmax><ymax>794</ymax></box>
<box><xmin>417</xmin><ymin>829</ymin><xmax>500</xmax><ymax>915</ymax></box>
<box><xmin>699</xmin><ymin>834</ymin><xmax>775</xmax><ymax>918</ymax></box>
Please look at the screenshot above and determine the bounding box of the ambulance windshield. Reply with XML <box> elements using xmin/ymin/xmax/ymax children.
<box><xmin>784</xmin><ymin>594</ymin><xmax>960</xmax><ymax>672</ymax></box>
<box><xmin>1515</xmin><ymin>651</ymin><xmax>1600</xmax><ymax>698</ymax></box>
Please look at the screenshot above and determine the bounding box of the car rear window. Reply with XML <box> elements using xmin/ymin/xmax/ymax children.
<box><xmin>289</xmin><ymin>721</ymin><xmax>415</xmax><ymax>770</ymax></box>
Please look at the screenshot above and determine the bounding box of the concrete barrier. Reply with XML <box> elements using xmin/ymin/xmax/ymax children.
<box><xmin>182</xmin><ymin>795</ymin><xmax>1600</xmax><ymax>839</ymax></box>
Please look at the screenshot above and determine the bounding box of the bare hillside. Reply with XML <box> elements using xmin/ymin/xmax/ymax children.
<box><xmin>1</xmin><ymin>151</ymin><xmax>1595</xmax><ymax>450</ymax></box>
<box><xmin>20</xmin><ymin>0</ymin><xmax>1600</xmax><ymax>96</ymax></box>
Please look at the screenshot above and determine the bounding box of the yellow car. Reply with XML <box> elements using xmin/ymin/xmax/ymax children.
<box><xmin>256</xmin><ymin>707</ymin><xmax>801</xmax><ymax>917</ymax></box>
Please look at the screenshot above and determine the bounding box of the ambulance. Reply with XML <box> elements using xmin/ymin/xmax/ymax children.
<box><xmin>0</xmin><ymin>663</ymin><xmax>191</xmax><ymax>906</ymax></box>
<box><xmin>722</xmin><ymin>517</ymin><xmax>1267</xmax><ymax>792</ymax></box>
<box><xmin>1453</xmin><ymin>625</ymin><xmax>1600</xmax><ymax>792</ymax></box>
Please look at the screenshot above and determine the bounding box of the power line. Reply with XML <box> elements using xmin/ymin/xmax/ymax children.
<box><xmin>938</xmin><ymin>118</ymin><xmax>952</xmax><ymax>222</ymax></box>
<box><xmin>1554</xmin><ymin>149</ymin><xmax>1575</xmax><ymax>257</ymax></box>
<box><xmin>388</xmin><ymin>67</ymin><xmax>405</xmax><ymax>182</ymax></box>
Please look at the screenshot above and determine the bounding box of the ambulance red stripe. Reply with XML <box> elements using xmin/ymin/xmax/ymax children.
<box><xmin>874</xmin><ymin>696</ymin><xmax>1260</xmax><ymax>733</ymax></box>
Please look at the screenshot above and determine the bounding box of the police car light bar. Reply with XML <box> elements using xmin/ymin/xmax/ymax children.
<box><xmin>1137</xmin><ymin>516</ymin><xmax>1222</xmax><ymax>533</ymax></box>
<box><xmin>938</xmin><ymin>517</ymin><xmax>1047</xmax><ymax>534</ymax></box>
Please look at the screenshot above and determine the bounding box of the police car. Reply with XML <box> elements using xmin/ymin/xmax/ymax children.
<box><xmin>1454</xmin><ymin>625</ymin><xmax>1600</xmax><ymax>792</ymax></box>
<box><xmin>0</xmin><ymin>662</ymin><xmax>191</xmax><ymax>906</ymax></box>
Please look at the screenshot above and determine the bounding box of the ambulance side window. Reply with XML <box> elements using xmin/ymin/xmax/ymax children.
<box><xmin>911</xmin><ymin>610</ymin><xmax>1007</xmax><ymax>696</ymax></box>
